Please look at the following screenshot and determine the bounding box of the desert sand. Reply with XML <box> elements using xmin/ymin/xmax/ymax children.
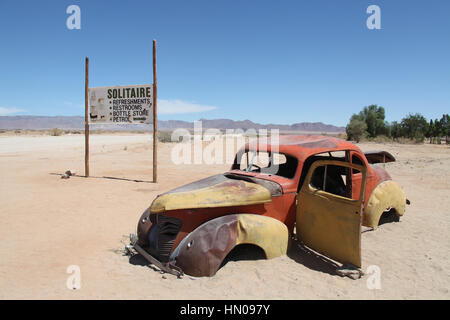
<box><xmin>0</xmin><ymin>133</ymin><xmax>449</xmax><ymax>299</ymax></box>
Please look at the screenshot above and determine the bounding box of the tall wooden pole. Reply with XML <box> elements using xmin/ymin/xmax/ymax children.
<box><xmin>85</xmin><ymin>57</ymin><xmax>90</xmax><ymax>177</ymax></box>
<box><xmin>152</xmin><ymin>40</ymin><xmax>158</xmax><ymax>183</ymax></box>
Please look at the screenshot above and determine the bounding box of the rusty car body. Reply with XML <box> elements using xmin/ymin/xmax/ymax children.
<box><xmin>128</xmin><ymin>135</ymin><xmax>408</xmax><ymax>277</ymax></box>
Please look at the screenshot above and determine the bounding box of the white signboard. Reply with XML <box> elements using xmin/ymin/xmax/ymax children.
<box><xmin>88</xmin><ymin>84</ymin><xmax>153</xmax><ymax>124</ymax></box>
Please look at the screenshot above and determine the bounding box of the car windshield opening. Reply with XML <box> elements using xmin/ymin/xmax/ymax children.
<box><xmin>232</xmin><ymin>150</ymin><xmax>298</xmax><ymax>179</ymax></box>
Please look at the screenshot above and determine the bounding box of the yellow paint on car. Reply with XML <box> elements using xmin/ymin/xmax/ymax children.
<box><xmin>363</xmin><ymin>180</ymin><xmax>406</xmax><ymax>229</ymax></box>
<box><xmin>150</xmin><ymin>180</ymin><xmax>272</xmax><ymax>213</ymax></box>
<box><xmin>296</xmin><ymin>160</ymin><xmax>366</xmax><ymax>268</ymax></box>
<box><xmin>235</xmin><ymin>214</ymin><xmax>289</xmax><ymax>259</ymax></box>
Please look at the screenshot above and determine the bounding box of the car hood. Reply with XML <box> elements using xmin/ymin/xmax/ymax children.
<box><xmin>150</xmin><ymin>174</ymin><xmax>272</xmax><ymax>213</ymax></box>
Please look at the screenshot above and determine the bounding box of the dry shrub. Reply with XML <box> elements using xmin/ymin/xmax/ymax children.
<box><xmin>157</xmin><ymin>131</ymin><xmax>174</xmax><ymax>143</ymax></box>
<box><xmin>337</xmin><ymin>133</ymin><xmax>347</xmax><ymax>140</ymax></box>
<box><xmin>395</xmin><ymin>137</ymin><xmax>422</xmax><ymax>144</ymax></box>
<box><xmin>49</xmin><ymin>128</ymin><xmax>64</xmax><ymax>136</ymax></box>
<box><xmin>372</xmin><ymin>135</ymin><xmax>392</xmax><ymax>143</ymax></box>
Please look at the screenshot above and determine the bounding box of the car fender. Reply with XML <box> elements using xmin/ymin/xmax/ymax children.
<box><xmin>170</xmin><ymin>214</ymin><xmax>289</xmax><ymax>277</ymax></box>
<box><xmin>363</xmin><ymin>180</ymin><xmax>406</xmax><ymax>229</ymax></box>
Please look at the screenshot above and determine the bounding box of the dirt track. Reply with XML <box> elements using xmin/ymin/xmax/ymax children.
<box><xmin>0</xmin><ymin>134</ymin><xmax>449</xmax><ymax>299</ymax></box>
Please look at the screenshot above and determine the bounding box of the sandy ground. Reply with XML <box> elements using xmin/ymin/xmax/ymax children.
<box><xmin>0</xmin><ymin>133</ymin><xmax>449</xmax><ymax>299</ymax></box>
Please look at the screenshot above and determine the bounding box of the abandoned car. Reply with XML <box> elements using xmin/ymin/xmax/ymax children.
<box><xmin>127</xmin><ymin>135</ymin><xmax>408</xmax><ymax>277</ymax></box>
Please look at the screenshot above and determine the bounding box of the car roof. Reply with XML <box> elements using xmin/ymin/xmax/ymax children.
<box><xmin>242</xmin><ymin>135</ymin><xmax>362</xmax><ymax>163</ymax></box>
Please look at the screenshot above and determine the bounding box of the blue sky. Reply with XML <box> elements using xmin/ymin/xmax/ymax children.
<box><xmin>0</xmin><ymin>0</ymin><xmax>448</xmax><ymax>126</ymax></box>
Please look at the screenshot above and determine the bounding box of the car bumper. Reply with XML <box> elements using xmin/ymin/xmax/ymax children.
<box><xmin>126</xmin><ymin>233</ymin><xmax>184</xmax><ymax>278</ymax></box>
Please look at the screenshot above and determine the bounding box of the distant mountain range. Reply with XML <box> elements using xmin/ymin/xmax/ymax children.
<box><xmin>0</xmin><ymin>116</ymin><xmax>345</xmax><ymax>133</ymax></box>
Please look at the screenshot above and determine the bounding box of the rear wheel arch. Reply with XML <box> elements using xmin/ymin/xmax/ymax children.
<box><xmin>363</xmin><ymin>180</ymin><xmax>406</xmax><ymax>229</ymax></box>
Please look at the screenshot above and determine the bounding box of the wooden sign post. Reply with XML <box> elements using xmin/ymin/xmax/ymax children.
<box><xmin>83</xmin><ymin>41</ymin><xmax>158</xmax><ymax>181</ymax></box>
<box><xmin>152</xmin><ymin>39</ymin><xmax>158</xmax><ymax>183</ymax></box>
<box><xmin>85</xmin><ymin>57</ymin><xmax>90</xmax><ymax>177</ymax></box>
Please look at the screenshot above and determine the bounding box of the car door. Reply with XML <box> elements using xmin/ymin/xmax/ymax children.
<box><xmin>296</xmin><ymin>159</ymin><xmax>367</xmax><ymax>268</ymax></box>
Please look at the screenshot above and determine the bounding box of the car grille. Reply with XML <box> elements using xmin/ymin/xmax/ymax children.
<box><xmin>148</xmin><ymin>214</ymin><xmax>183</xmax><ymax>262</ymax></box>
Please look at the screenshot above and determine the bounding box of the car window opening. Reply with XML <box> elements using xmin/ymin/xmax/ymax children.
<box><xmin>352</xmin><ymin>154</ymin><xmax>363</xmax><ymax>174</ymax></box>
<box><xmin>310</xmin><ymin>164</ymin><xmax>356</xmax><ymax>200</ymax></box>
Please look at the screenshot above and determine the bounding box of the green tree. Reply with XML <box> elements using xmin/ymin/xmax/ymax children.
<box><xmin>400</xmin><ymin>113</ymin><xmax>428</xmax><ymax>142</ymax></box>
<box><xmin>346</xmin><ymin>118</ymin><xmax>367</xmax><ymax>143</ymax></box>
<box><xmin>433</xmin><ymin>117</ymin><xmax>443</xmax><ymax>144</ymax></box>
<box><xmin>390</xmin><ymin>121</ymin><xmax>403</xmax><ymax>139</ymax></box>
<box><xmin>358</xmin><ymin>105</ymin><xmax>387</xmax><ymax>137</ymax></box>
<box><xmin>427</xmin><ymin>119</ymin><xmax>434</xmax><ymax>143</ymax></box>
<box><xmin>384</xmin><ymin>121</ymin><xmax>392</xmax><ymax>138</ymax></box>
<box><xmin>439</xmin><ymin>114</ymin><xmax>449</xmax><ymax>144</ymax></box>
